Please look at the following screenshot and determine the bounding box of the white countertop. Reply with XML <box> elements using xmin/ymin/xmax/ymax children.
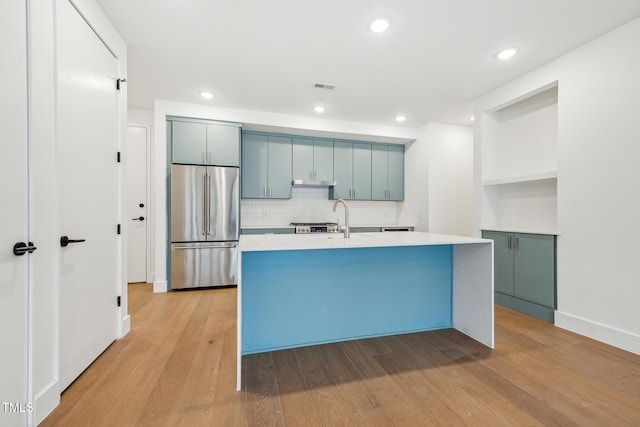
<box><xmin>241</xmin><ymin>224</ymin><xmax>415</xmax><ymax>230</ymax></box>
<box><xmin>239</xmin><ymin>231</ymin><xmax>491</xmax><ymax>252</ymax></box>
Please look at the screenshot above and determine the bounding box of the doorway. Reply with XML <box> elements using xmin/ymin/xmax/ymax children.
<box><xmin>126</xmin><ymin>125</ymin><xmax>150</xmax><ymax>283</ymax></box>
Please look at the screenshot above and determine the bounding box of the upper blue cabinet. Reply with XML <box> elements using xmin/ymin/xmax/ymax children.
<box><xmin>241</xmin><ymin>131</ymin><xmax>404</xmax><ymax>201</ymax></box>
<box><xmin>241</xmin><ymin>133</ymin><xmax>292</xmax><ymax>199</ymax></box>
<box><xmin>170</xmin><ymin>118</ymin><xmax>240</xmax><ymax>166</ymax></box>
<box><xmin>332</xmin><ymin>141</ymin><xmax>372</xmax><ymax>200</ymax></box>
<box><xmin>292</xmin><ymin>138</ymin><xmax>333</xmax><ymax>182</ymax></box>
<box><xmin>371</xmin><ymin>144</ymin><xmax>404</xmax><ymax>201</ymax></box>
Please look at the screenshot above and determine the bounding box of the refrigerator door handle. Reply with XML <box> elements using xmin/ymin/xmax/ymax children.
<box><xmin>202</xmin><ymin>172</ymin><xmax>207</xmax><ymax>235</ymax></box>
<box><xmin>206</xmin><ymin>171</ymin><xmax>211</xmax><ymax>236</ymax></box>
<box><xmin>173</xmin><ymin>244</ymin><xmax>238</xmax><ymax>250</ymax></box>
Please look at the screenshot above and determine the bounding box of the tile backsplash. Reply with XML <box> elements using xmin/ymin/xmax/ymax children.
<box><xmin>241</xmin><ymin>187</ymin><xmax>398</xmax><ymax>227</ymax></box>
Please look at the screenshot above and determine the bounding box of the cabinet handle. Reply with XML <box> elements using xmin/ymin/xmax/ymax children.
<box><xmin>388</xmin><ymin>190</ymin><xmax>391</xmax><ymax>200</ymax></box>
<box><xmin>202</xmin><ymin>152</ymin><xmax>206</xmax><ymax>164</ymax></box>
<box><xmin>269</xmin><ymin>186</ymin><xmax>272</xmax><ymax>196</ymax></box>
<box><xmin>507</xmin><ymin>235</ymin><xmax>512</xmax><ymax>250</ymax></box>
<box><xmin>263</xmin><ymin>187</ymin><xmax>267</xmax><ymax>196</ymax></box>
<box><xmin>515</xmin><ymin>236</ymin><xmax>519</xmax><ymax>250</ymax></box>
<box><xmin>353</xmin><ymin>189</ymin><xmax>356</xmax><ymax>198</ymax></box>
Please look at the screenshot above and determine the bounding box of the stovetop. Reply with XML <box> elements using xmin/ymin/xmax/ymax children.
<box><xmin>291</xmin><ymin>222</ymin><xmax>340</xmax><ymax>233</ymax></box>
<box><xmin>290</xmin><ymin>222</ymin><xmax>338</xmax><ymax>226</ymax></box>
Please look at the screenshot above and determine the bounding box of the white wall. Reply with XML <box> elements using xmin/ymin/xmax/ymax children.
<box><xmin>427</xmin><ymin>124</ymin><xmax>474</xmax><ymax>236</ymax></box>
<box><xmin>475</xmin><ymin>17</ymin><xmax>640</xmax><ymax>354</ymax></box>
<box><xmin>398</xmin><ymin>123</ymin><xmax>474</xmax><ymax>235</ymax></box>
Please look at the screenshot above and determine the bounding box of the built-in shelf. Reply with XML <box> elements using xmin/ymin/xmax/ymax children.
<box><xmin>482</xmin><ymin>171</ymin><xmax>557</xmax><ymax>186</ymax></box>
<box><xmin>479</xmin><ymin>83</ymin><xmax>559</xmax><ymax>233</ymax></box>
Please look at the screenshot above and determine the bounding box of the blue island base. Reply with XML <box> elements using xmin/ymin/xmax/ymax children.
<box><xmin>241</xmin><ymin>245</ymin><xmax>453</xmax><ymax>355</ymax></box>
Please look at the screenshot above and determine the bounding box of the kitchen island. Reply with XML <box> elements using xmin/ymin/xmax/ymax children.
<box><xmin>237</xmin><ymin>231</ymin><xmax>494</xmax><ymax>390</ymax></box>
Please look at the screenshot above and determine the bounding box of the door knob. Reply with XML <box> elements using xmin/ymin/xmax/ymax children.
<box><xmin>60</xmin><ymin>236</ymin><xmax>86</xmax><ymax>247</ymax></box>
<box><xmin>139</xmin><ymin>203</ymin><xmax>144</xmax><ymax>208</ymax></box>
<box><xmin>13</xmin><ymin>241</ymin><xmax>37</xmax><ymax>256</ymax></box>
<box><xmin>132</xmin><ymin>216</ymin><xmax>145</xmax><ymax>221</ymax></box>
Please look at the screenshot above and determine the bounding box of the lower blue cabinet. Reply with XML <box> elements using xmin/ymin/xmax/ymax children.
<box><xmin>483</xmin><ymin>230</ymin><xmax>556</xmax><ymax>322</ymax></box>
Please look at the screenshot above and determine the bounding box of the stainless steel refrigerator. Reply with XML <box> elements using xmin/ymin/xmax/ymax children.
<box><xmin>170</xmin><ymin>164</ymin><xmax>239</xmax><ymax>289</ymax></box>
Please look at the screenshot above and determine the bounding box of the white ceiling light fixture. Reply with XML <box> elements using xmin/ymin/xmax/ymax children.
<box><xmin>200</xmin><ymin>91</ymin><xmax>214</xmax><ymax>99</ymax></box>
<box><xmin>470</xmin><ymin>116</ymin><xmax>476</xmax><ymax>121</ymax></box>
<box><xmin>395</xmin><ymin>115</ymin><xmax>407</xmax><ymax>122</ymax></box>
<box><xmin>369</xmin><ymin>17</ymin><xmax>391</xmax><ymax>33</ymax></box>
<box><xmin>494</xmin><ymin>47</ymin><xmax>519</xmax><ymax>60</ymax></box>
<box><xmin>314</xmin><ymin>105</ymin><xmax>326</xmax><ymax>113</ymax></box>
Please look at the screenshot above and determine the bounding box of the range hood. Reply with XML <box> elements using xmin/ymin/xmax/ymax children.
<box><xmin>292</xmin><ymin>179</ymin><xmax>337</xmax><ymax>188</ymax></box>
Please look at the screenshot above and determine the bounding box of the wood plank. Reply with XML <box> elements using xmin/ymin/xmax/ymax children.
<box><xmin>41</xmin><ymin>287</ymin><xmax>640</xmax><ymax>427</ymax></box>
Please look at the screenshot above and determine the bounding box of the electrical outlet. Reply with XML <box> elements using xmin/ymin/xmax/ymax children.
<box><xmin>262</xmin><ymin>210</ymin><xmax>269</xmax><ymax>218</ymax></box>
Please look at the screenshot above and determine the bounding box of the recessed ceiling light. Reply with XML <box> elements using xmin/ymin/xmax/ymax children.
<box><xmin>314</xmin><ymin>105</ymin><xmax>325</xmax><ymax>113</ymax></box>
<box><xmin>395</xmin><ymin>115</ymin><xmax>407</xmax><ymax>122</ymax></box>
<box><xmin>470</xmin><ymin>116</ymin><xmax>476</xmax><ymax>121</ymax></box>
<box><xmin>200</xmin><ymin>91</ymin><xmax>214</xmax><ymax>99</ymax></box>
<box><xmin>369</xmin><ymin>17</ymin><xmax>391</xmax><ymax>33</ymax></box>
<box><xmin>494</xmin><ymin>47</ymin><xmax>519</xmax><ymax>60</ymax></box>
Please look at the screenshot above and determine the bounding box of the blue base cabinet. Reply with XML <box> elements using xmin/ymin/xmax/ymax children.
<box><xmin>483</xmin><ymin>231</ymin><xmax>556</xmax><ymax>322</ymax></box>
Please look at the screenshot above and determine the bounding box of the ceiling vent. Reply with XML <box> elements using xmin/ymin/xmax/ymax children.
<box><xmin>313</xmin><ymin>82</ymin><xmax>337</xmax><ymax>90</ymax></box>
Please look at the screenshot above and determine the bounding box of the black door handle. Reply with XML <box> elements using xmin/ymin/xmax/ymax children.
<box><xmin>139</xmin><ymin>203</ymin><xmax>144</xmax><ymax>208</ymax></box>
<box><xmin>132</xmin><ymin>216</ymin><xmax>145</xmax><ymax>221</ymax></box>
<box><xmin>13</xmin><ymin>241</ymin><xmax>37</xmax><ymax>256</ymax></box>
<box><xmin>60</xmin><ymin>236</ymin><xmax>86</xmax><ymax>247</ymax></box>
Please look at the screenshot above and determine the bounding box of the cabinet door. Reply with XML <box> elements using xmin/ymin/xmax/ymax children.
<box><xmin>267</xmin><ymin>135</ymin><xmax>292</xmax><ymax>198</ymax></box>
<box><xmin>292</xmin><ymin>138</ymin><xmax>314</xmax><ymax>180</ymax></box>
<box><xmin>352</xmin><ymin>142</ymin><xmax>371</xmax><ymax>200</ymax></box>
<box><xmin>313</xmin><ymin>139</ymin><xmax>334</xmax><ymax>182</ymax></box>
<box><xmin>241</xmin><ymin>133</ymin><xmax>268</xmax><ymax>198</ymax></box>
<box><xmin>514</xmin><ymin>234</ymin><xmax>556</xmax><ymax>308</ymax></box>
<box><xmin>332</xmin><ymin>141</ymin><xmax>353</xmax><ymax>199</ymax></box>
<box><xmin>371</xmin><ymin>144</ymin><xmax>388</xmax><ymax>200</ymax></box>
<box><xmin>172</xmin><ymin>121</ymin><xmax>206</xmax><ymax>164</ymax></box>
<box><xmin>387</xmin><ymin>145</ymin><xmax>404</xmax><ymax>201</ymax></box>
<box><xmin>206</xmin><ymin>124</ymin><xmax>239</xmax><ymax>166</ymax></box>
<box><xmin>483</xmin><ymin>231</ymin><xmax>515</xmax><ymax>296</ymax></box>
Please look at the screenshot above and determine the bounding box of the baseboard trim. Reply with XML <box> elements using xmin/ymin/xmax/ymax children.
<box><xmin>153</xmin><ymin>280</ymin><xmax>167</xmax><ymax>293</ymax></box>
<box><xmin>120</xmin><ymin>314</ymin><xmax>131</xmax><ymax>338</ymax></box>
<box><xmin>34</xmin><ymin>379</ymin><xmax>60</xmax><ymax>425</ymax></box>
<box><xmin>555</xmin><ymin>311</ymin><xmax>640</xmax><ymax>356</ymax></box>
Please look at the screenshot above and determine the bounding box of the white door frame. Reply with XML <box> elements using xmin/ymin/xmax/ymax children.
<box><xmin>127</xmin><ymin>123</ymin><xmax>152</xmax><ymax>283</ymax></box>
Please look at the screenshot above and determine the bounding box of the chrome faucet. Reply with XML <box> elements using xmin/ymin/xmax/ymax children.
<box><xmin>332</xmin><ymin>199</ymin><xmax>350</xmax><ymax>238</ymax></box>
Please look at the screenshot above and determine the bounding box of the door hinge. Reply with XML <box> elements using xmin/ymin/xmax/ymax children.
<box><xmin>117</xmin><ymin>224</ymin><xmax>121</xmax><ymax>235</ymax></box>
<box><xmin>117</xmin><ymin>151</ymin><xmax>121</xmax><ymax>163</ymax></box>
<box><xmin>117</xmin><ymin>296</ymin><xmax>121</xmax><ymax>307</ymax></box>
<box><xmin>116</xmin><ymin>78</ymin><xmax>127</xmax><ymax>91</ymax></box>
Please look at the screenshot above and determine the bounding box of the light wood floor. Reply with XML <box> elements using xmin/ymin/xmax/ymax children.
<box><xmin>42</xmin><ymin>283</ymin><xmax>640</xmax><ymax>426</ymax></box>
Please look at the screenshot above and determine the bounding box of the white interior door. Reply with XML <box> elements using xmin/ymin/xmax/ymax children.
<box><xmin>0</xmin><ymin>0</ymin><xmax>30</xmax><ymax>425</ymax></box>
<box><xmin>58</xmin><ymin>0</ymin><xmax>120</xmax><ymax>391</ymax></box>
<box><xmin>126</xmin><ymin>125</ymin><xmax>148</xmax><ymax>283</ymax></box>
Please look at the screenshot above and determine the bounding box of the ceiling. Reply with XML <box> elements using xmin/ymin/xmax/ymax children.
<box><xmin>95</xmin><ymin>0</ymin><xmax>640</xmax><ymax>127</ymax></box>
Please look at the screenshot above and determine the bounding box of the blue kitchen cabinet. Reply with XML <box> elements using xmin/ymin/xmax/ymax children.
<box><xmin>171</xmin><ymin>119</ymin><xmax>239</xmax><ymax>166</ymax></box>
<box><xmin>172</xmin><ymin>120</ymin><xmax>206</xmax><ymax>164</ymax></box>
<box><xmin>372</xmin><ymin>144</ymin><xmax>404</xmax><ymax>201</ymax></box>
<box><xmin>482</xmin><ymin>230</ymin><xmax>556</xmax><ymax>322</ymax></box>
<box><xmin>241</xmin><ymin>133</ymin><xmax>292</xmax><ymax>199</ymax></box>
<box><xmin>206</xmin><ymin>123</ymin><xmax>239</xmax><ymax>166</ymax></box>
<box><xmin>292</xmin><ymin>138</ymin><xmax>333</xmax><ymax>182</ymax></box>
<box><xmin>387</xmin><ymin>145</ymin><xmax>404</xmax><ymax>201</ymax></box>
<box><xmin>332</xmin><ymin>141</ymin><xmax>371</xmax><ymax>200</ymax></box>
